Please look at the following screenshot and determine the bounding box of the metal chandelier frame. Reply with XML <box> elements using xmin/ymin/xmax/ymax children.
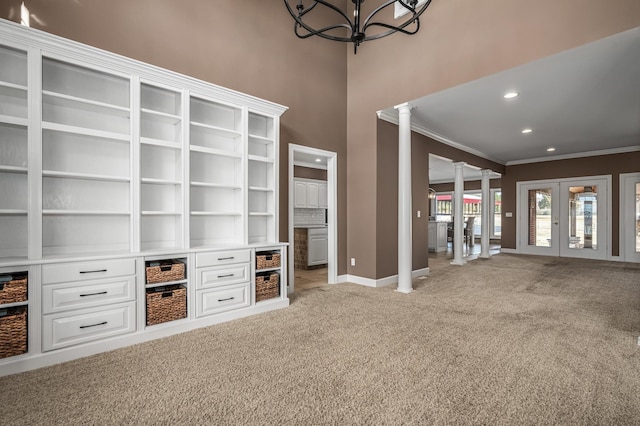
<box><xmin>284</xmin><ymin>0</ymin><xmax>433</xmax><ymax>53</ymax></box>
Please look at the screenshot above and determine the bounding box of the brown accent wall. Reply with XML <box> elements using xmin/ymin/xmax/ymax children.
<box><xmin>501</xmin><ymin>151</ymin><xmax>640</xmax><ymax>256</ymax></box>
<box><xmin>347</xmin><ymin>1</ymin><xmax>640</xmax><ymax>279</ymax></box>
<box><xmin>294</xmin><ymin>166</ymin><xmax>327</xmax><ymax>181</ymax></box>
<box><xmin>1</xmin><ymin>0</ymin><xmax>348</xmax><ymax>274</ymax></box>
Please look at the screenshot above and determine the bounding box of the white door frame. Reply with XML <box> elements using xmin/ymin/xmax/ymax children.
<box><xmin>517</xmin><ymin>175</ymin><xmax>611</xmax><ymax>260</ymax></box>
<box><xmin>288</xmin><ymin>144</ymin><xmax>338</xmax><ymax>293</ymax></box>
<box><xmin>620</xmin><ymin>172</ymin><xmax>640</xmax><ymax>263</ymax></box>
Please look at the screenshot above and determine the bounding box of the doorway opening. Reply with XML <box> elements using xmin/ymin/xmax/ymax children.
<box><xmin>288</xmin><ymin>144</ymin><xmax>337</xmax><ymax>293</ymax></box>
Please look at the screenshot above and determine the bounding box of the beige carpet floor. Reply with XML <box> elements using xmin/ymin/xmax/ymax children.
<box><xmin>1</xmin><ymin>254</ymin><xmax>639</xmax><ymax>425</ymax></box>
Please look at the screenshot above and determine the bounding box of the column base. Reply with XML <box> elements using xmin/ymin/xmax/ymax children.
<box><xmin>479</xmin><ymin>253</ymin><xmax>491</xmax><ymax>259</ymax></box>
<box><xmin>450</xmin><ymin>259</ymin><xmax>467</xmax><ymax>266</ymax></box>
<box><xmin>395</xmin><ymin>287</ymin><xmax>414</xmax><ymax>294</ymax></box>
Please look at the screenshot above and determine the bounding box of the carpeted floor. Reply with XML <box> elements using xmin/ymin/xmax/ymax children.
<box><xmin>1</xmin><ymin>254</ymin><xmax>639</xmax><ymax>425</ymax></box>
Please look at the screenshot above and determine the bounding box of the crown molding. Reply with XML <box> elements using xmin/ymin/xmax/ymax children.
<box><xmin>505</xmin><ymin>145</ymin><xmax>640</xmax><ymax>166</ymax></box>
<box><xmin>376</xmin><ymin>110</ymin><xmax>504</xmax><ymax>164</ymax></box>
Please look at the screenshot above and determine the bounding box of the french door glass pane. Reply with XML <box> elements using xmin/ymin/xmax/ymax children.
<box><xmin>528</xmin><ymin>189</ymin><xmax>552</xmax><ymax>247</ymax></box>
<box><xmin>635</xmin><ymin>183</ymin><xmax>640</xmax><ymax>253</ymax></box>
<box><xmin>568</xmin><ymin>185</ymin><xmax>597</xmax><ymax>250</ymax></box>
<box><xmin>493</xmin><ymin>191</ymin><xmax>501</xmax><ymax>237</ymax></box>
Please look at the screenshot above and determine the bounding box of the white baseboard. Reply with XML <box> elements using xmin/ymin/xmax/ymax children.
<box><xmin>500</xmin><ymin>248</ymin><xmax>518</xmax><ymax>254</ymax></box>
<box><xmin>337</xmin><ymin>267</ymin><xmax>430</xmax><ymax>288</ymax></box>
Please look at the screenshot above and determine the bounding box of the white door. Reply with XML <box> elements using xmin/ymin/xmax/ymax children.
<box><xmin>519</xmin><ymin>177</ymin><xmax>609</xmax><ymax>260</ymax></box>
<box><xmin>318</xmin><ymin>183</ymin><xmax>328</xmax><ymax>208</ymax></box>
<box><xmin>621</xmin><ymin>173</ymin><xmax>640</xmax><ymax>262</ymax></box>
<box><xmin>306</xmin><ymin>182</ymin><xmax>319</xmax><ymax>208</ymax></box>
<box><xmin>519</xmin><ymin>182</ymin><xmax>560</xmax><ymax>256</ymax></box>
<box><xmin>294</xmin><ymin>181</ymin><xmax>307</xmax><ymax>208</ymax></box>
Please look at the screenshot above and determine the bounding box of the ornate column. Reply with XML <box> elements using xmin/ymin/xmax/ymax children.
<box><xmin>451</xmin><ymin>162</ymin><xmax>466</xmax><ymax>266</ymax></box>
<box><xmin>395</xmin><ymin>102</ymin><xmax>413</xmax><ymax>293</ymax></box>
<box><xmin>480</xmin><ymin>169</ymin><xmax>492</xmax><ymax>259</ymax></box>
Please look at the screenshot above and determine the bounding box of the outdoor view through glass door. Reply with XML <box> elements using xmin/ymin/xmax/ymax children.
<box><xmin>519</xmin><ymin>177</ymin><xmax>609</xmax><ymax>260</ymax></box>
<box><xmin>621</xmin><ymin>173</ymin><xmax>640</xmax><ymax>262</ymax></box>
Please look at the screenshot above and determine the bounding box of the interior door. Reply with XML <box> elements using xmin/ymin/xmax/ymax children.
<box><xmin>519</xmin><ymin>178</ymin><xmax>609</xmax><ymax>259</ymax></box>
<box><xmin>559</xmin><ymin>178</ymin><xmax>608</xmax><ymax>260</ymax></box>
<box><xmin>621</xmin><ymin>173</ymin><xmax>640</xmax><ymax>262</ymax></box>
<box><xmin>519</xmin><ymin>182</ymin><xmax>560</xmax><ymax>256</ymax></box>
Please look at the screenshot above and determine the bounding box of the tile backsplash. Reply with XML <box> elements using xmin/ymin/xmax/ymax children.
<box><xmin>294</xmin><ymin>208</ymin><xmax>326</xmax><ymax>225</ymax></box>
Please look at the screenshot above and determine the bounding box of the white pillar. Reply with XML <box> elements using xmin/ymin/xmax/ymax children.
<box><xmin>480</xmin><ymin>169</ymin><xmax>492</xmax><ymax>259</ymax></box>
<box><xmin>395</xmin><ymin>102</ymin><xmax>413</xmax><ymax>293</ymax></box>
<box><xmin>451</xmin><ymin>162</ymin><xmax>466</xmax><ymax>266</ymax></box>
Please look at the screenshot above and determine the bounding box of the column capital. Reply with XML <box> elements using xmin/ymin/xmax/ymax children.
<box><xmin>393</xmin><ymin>102</ymin><xmax>413</xmax><ymax>113</ymax></box>
<box><xmin>453</xmin><ymin>161</ymin><xmax>466</xmax><ymax>170</ymax></box>
<box><xmin>481</xmin><ymin>169</ymin><xmax>492</xmax><ymax>177</ymax></box>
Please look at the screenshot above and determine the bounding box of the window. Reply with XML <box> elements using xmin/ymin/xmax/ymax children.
<box><xmin>394</xmin><ymin>0</ymin><xmax>428</xmax><ymax>19</ymax></box>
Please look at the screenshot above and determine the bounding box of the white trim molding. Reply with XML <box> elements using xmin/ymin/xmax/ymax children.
<box><xmin>337</xmin><ymin>267</ymin><xmax>430</xmax><ymax>288</ymax></box>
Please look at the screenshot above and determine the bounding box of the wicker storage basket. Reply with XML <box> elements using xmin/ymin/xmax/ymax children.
<box><xmin>145</xmin><ymin>260</ymin><xmax>185</xmax><ymax>284</ymax></box>
<box><xmin>256</xmin><ymin>252</ymin><xmax>281</xmax><ymax>270</ymax></box>
<box><xmin>146</xmin><ymin>285</ymin><xmax>187</xmax><ymax>326</ymax></box>
<box><xmin>255</xmin><ymin>272</ymin><xmax>279</xmax><ymax>302</ymax></box>
<box><xmin>0</xmin><ymin>306</ymin><xmax>27</xmax><ymax>359</ymax></box>
<box><xmin>0</xmin><ymin>273</ymin><xmax>28</xmax><ymax>304</ymax></box>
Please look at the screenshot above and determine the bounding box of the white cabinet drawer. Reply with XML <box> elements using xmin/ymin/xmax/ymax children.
<box><xmin>308</xmin><ymin>227</ymin><xmax>328</xmax><ymax>237</ymax></box>
<box><xmin>196</xmin><ymin>284</ymin><xmax>249</xmax><ymax>317</ymax></box>
<box><xmin>42</xmin><ymin>302</ymin><xmax>136</xmax><ymax>352</ymax></box>
<box><xmin>42</xmin><ymin>258</ymin><xmax>136</xmax><ymax>284</ymax></box>
<box><xmin>196</xmin><ymin>250</ymin><xmax>250</xmax><ymax>268</ymax></box>
<box><xmin>42</xmin><ymin>276</ymin><xmax>136</xmax><ymax>314</ymax></box>
<box><xmin>196</xmin><ymin>264</ymin><xmax>250</xmax><ymax>290</ymax></box>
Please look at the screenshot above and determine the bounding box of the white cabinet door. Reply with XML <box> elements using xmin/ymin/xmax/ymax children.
<box><xmin>308</xmin><ymin>228</ymin><xmax>328</xmax><ymax>266</ymax></box>
<box><xmin>294</xmin><ymin>181</ymin><xmax>307</xmax><ymax>208</ymax></box>
<box><xmin>319</xmin><ymin>183</ymin><xmax>328</xmax><ymax>208</ymax></box>
<box><xmin>306</xmin><ymin>182</ymin><xmax>319</xmax><ymax>208</ymax></box>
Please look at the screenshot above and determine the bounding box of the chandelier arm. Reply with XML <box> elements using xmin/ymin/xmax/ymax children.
<box><xmin>284</xmin><ymin>0</ymin><xmax>353</xmax><ymax>28</ymax></box>
<box><xmin>362</xmin><ymin>0</ymin><xmax>432</xmax><ymax>35</ymax></box>
<box><xmin>294</xmin><ymin>23</ymin><xmax>356</xmax><ymax>42</ymax></box>
<box><xmin>361</xmin><ymin>0</ymin><xmax>398</xmax><ymax>29</ymax></box>
<box><xmin>362</xmin><ymin>20</ymin><xmax>421</xmax><ymax>40</ymax></box>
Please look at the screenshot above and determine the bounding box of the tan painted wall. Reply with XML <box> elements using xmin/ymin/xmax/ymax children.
<box><xmin>347</xmin><ymin>0</ymin><xmax>640</xmax><ymax>278</ymax></box>
<box><xmin>1</xmin><ymin>0</ymin><xmax>348</xmax><ymax>274</ymax></box>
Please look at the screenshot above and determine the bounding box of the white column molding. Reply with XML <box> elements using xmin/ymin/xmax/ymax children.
<box><xmin>480</xmin><ymin>169</ymin><xmax>492</xmax><ymax>259</ymax></box>
<box><xmin>394</xmin><ymin>102</ymin><xmax>413</xmax><ymax>293</ymax></box>
<box><xmin>451</xmin><ymin>162</ymin><xmax>466</xmax><ymax>266</ymax></box>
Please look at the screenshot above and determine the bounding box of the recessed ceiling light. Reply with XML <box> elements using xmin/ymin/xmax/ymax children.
<box><xmin>546</xmin><ymin>147</ymin><xmax>556</xmax><ymax>152</ymax></box>
<box><xmin>504</xmin><ymin>92</ymin><xmax>518</xmax><ymax>99</ymax></box>
<box><xmin>315</xmin><ymin>158</ymin><xmax>322</xmax><ymax>162</ymax></box>
<box><xmin>521</xmin><ymin>128</ymin><xmax>533</xmax><ymax>134</ymax></box>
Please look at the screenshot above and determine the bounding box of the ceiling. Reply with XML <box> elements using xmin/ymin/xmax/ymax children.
<box><xmin>381</xmin><ymin>26</ymin><xmax>640</xmax><ymax>183</ymax></box>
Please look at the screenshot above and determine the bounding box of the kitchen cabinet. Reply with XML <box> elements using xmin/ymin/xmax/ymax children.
<box><xmin>308</xmin><ymin>227</ymin><xmax>328</xmax><ymax>266</ymax></box>
<box><xmin>428</xmin><ymin>221</ymin><xmax>448</xmax><ymax>252</ymax></box>
<box><xmin>294</xmin><ymin>178</ymin><xmax>327</xmax><ymax>209</ymax></box>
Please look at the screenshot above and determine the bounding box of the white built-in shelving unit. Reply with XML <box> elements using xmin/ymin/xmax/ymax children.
<box><xmin>0</xmin><ymin>19</ymin><xmax>288</xmax><ymax>376</ymax></box>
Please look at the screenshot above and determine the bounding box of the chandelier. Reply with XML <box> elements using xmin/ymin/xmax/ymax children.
<box><xmin>284</xmin><ymin>0</ymin><xmax>433</xmax><ymax>53</ymax></box>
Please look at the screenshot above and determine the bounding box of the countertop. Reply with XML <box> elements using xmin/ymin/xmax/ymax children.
<box><xmin>294</xmin><ymin>224</ymin><xmax>328</xmax><ymax>229</ymax></box>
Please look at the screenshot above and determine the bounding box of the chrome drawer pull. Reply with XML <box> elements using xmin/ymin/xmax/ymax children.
<box><xmin>79</xmin><ymin>321</ymin><xmax>107</xmax><ymax>329</ymax></box>
<box><xmin>218</xmin><ymin>297</ymin><xmax>235</xmax><ymax>302</ymax></box>
<box><xmin>80</xmin><ymin>291</ymin><xmax>108</xmax><ymax>297</ymax></box>
<box><xmin>79</xmin><ymin>269</ymin><xmax>107</xmax><ymax>274</ymax></box>
<box><xmin>217</xmin><ymin>274</ymin><xmax>234</xmax><ymax>278</ymax></box>
<box><xmin>217</xmin><ymin>256</ymin><xmax>234</xmax><ymax>261</ymax></box>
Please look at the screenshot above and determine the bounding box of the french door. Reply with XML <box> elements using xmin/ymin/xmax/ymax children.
<box><xmin>518</xmin><ymin>177</ymin><xmax>609</xmax><ymax>260</ymax></box>
<box><xmin>620</xmin><ymin>173</ymin><xmax>640</xmax><ymax>262</ymax></box>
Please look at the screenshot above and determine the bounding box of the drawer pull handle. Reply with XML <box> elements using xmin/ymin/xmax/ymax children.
<box><xmin>80</xmin><ymin>269</ymin><xmax>107</xmax><ymax>274</ymax></box>
<box><xmin>218</xmin><ymin>256</ymin><xmax>234</xmax><ymax>261</ymax></box>
<box><xmin>80</xmin><ymin>291</ymin><xmax>108</xmax><ymax>297</ymax></box>
<box><xmin>217</xmin><ymin>274</ymin><xmax>234</xmax><ymax>278</ymax></box>
<box><xmin>218</xmin><ymin>297</ymin><xmax>235</xmax><ymax>302</ymax></box>
<box><xmin>79</xmin><ymin>321</ymin><xmax>107</xmax><ymax>329</ymax></box>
